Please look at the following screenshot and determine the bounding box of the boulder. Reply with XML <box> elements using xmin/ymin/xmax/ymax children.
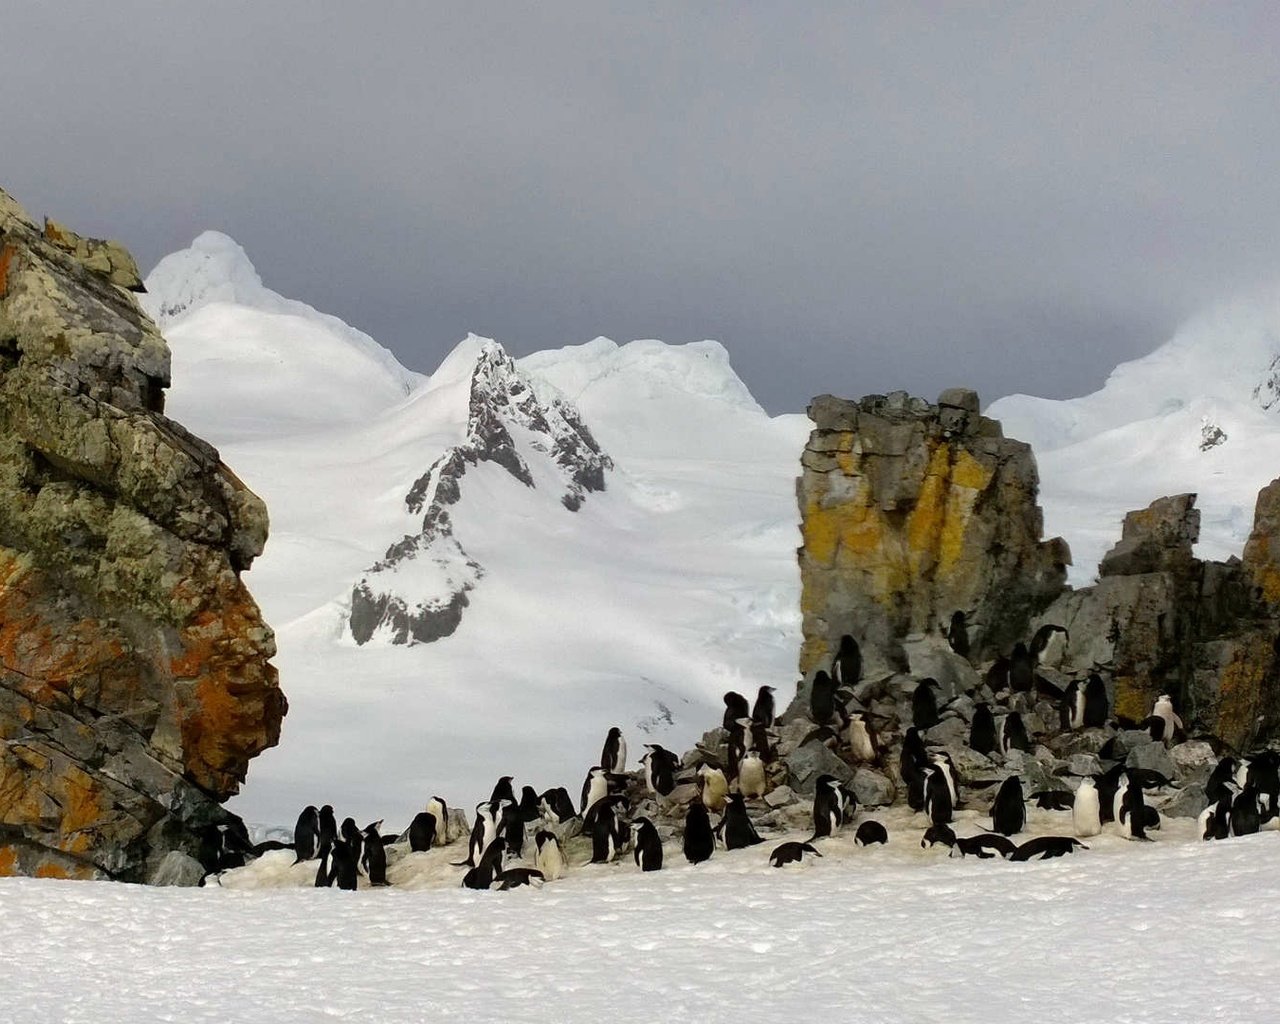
<box><xmin>1127</xmin><ymin>741</ymin><xmax>1177</xmax><ymax>781</ymax></box>
<box><xmin>1160</xmin><ymin>783</ymin><xmax>1208</xmax><ymax>820</ymax></box>
<box><xmin>0</xmin><ymin>189</ymin><xmax>284</xmax><ymax>881</ymax></box>
<box><xmin>785</xmin><ymin>740</ymin><xmax>855</xmax><ymax>795</ymax></box>
<box><xmin>850</xmin><ymin>768</ymin><xmax>896</xmax><ymax>807</ymax></box>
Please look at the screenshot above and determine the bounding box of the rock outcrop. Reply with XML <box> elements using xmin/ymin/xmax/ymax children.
<box><xmin>350</xmin><ymin>341</ymin><xmax>612</xmax><ymax>645</ymax></box>
<box><xmin>0</xmin><ymin>188</ymin><xmax>284</xmax><ymax>881</ymax></box>
<box><xmin>797</xmin><ymin>389</ymin><xmax>1068</xmax><ymax>677</ymax></box>
<box><xmin>1038</xmin><ymin>488</ymin><xmax>1280</xmax><ymax>750</ymax></box>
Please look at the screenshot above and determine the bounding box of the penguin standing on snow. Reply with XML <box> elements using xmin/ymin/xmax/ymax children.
<box><xmin>462</xmin><ymin>838</ymin><xmax>507</xmax><ymax>890</ymax></box>
<box><xmin>534</xmin><ymin>830</ymin><xmax>567</xmax><ymax>881</ymax></box>
<box><xmin>600</xmin><ymin>727</ymin><xmax>627</xmax><ymax>774</ymax></box>
<box><xmin>318</xmin><ymin>805</ymin><xmax>338</xmax><ymax>851</ymax></box>
<box><xmin>340</xmin><ymin>817</ymin><xmax>363</xmax><ymax>868</ymax></box>
<box><xmin>900</xmin><ymin>728</ymin><xmax>930</xmax><ymax>811</ymax></box>
<box><xmin>293</xmin><ymin>806</ymin><xmax>320</xmax><ymax>863</ymax></box>
<box><xmin>361</xmin><ymin>822</ymin><xmax>388</xmax><ymax>886</ymax></box>
<box><xmin>990</xmin><ymin>775</ymin><xmax>1025</xmax><ymax>836</ymax></box>
<box><xmin>969</xmin><ymin>703</ymin><xmax>998</xmax><ymax>755</ymax></box>
<box><xmin>589</xmin><ymin>797</ymin><xmax>628</xmax><ymax>863</ymax></box>
<box><xmin>683</xmin><ymin>803</ymin><xmax>715</xmax><ymax>864</ymax></box>
<box><xmin>630</xmin><ymin>817</ymin><xmax>664</xmax><ymax>871</ymax></box>
<box><xmin>810</xmin><ymin>774</ymin><xmax>844</xmax><ymax>840</ymax></box>
<box><xmin>1073</xmin><ymin>777</ymin><xmax>1102</xmax><ymax>838</ymax></box>
<box><xmin>1119</xmin><ymin>770</ymin><xmax>1152</xmax><ymax>841</ymax></box>
<box><xmin>721</xmin><ymin>794</ymin><xmax>765</xmax><ymax>850</ymax></box>
<box><xmin>924</xmin><ymin>765</ymin><xmax>954</xmax><ymax>825</ymax></box>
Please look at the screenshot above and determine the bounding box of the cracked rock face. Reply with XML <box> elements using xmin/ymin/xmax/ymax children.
<box><xmin>797</xmin><ymin>389</ymin><xmax>1069</xmax><ymax>677</ymax></box>
<box><xmin>349</xmin><ymin>342</ymin><xmax>612</xmax><ymax>645</ymax></box>
<box><xmin>0</xmin><ymin>188</ymin><xmax>284</xmax><ymax>881</ymax></box>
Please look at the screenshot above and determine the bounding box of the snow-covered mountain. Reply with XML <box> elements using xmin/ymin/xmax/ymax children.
<box><xmin>989</xmin><ymin>293</ymin><xmax>1280</xmax><ymax>585</ymax></box>
<box><xmin>149</xmin><ymin>235</ymin><xmax>808</xmax><ymax>826</ymax></box>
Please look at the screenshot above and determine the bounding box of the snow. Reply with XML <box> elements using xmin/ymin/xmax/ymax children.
<box><xmin>989</xmin><ymin>292</ymin><xmax>1280</xmax><ymax>585</ymax></box>
<box><xmin>2</xmin><ymin>818</ymin><xmax>1277</xmax><ymax>1022</ymax></box>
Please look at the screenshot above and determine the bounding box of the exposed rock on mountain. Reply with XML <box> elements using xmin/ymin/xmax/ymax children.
<box><xmin>349</xmin><ymin>341</ymin><xmax>612</xmax><ymax>645</ymax></box>
<box><xmin>797</xmin><ymin>388</ymin><xmax>1068</xmax><ymax>677</ymax></box>
<box><xmin>0</xmin><ymin>188</ymin><xmax>284</xmax><ymax>881</ymax></box>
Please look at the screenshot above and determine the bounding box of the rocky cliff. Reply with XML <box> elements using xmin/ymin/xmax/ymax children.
<box><xmin>797</xmin><ymin>388</ymin><xmax>1068</xmax><ymax>677</ymax></box>
<box><xmin>0</xmin><ymin>188</ymin><xmax>284</xmax><ymax>881</ymax></box>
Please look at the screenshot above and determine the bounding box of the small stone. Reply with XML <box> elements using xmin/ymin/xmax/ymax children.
<box><xmin>937</xmin><ymin>388</ymin><xmax>980</xmax><ymax>413</ymax></box>
<box><xmin>764</xmin><ymin>785</ymin><xmax>795</xmax><ymax>808</ymax></box>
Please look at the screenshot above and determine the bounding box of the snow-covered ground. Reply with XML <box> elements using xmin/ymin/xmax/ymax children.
<box><xmin>2</xmin><ymin>820</ymin><xmax>1276</xmax><ymax>1022</ymax></box>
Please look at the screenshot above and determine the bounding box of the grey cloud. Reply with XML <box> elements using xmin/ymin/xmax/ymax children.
<box><xmin>5</xmin><ymin>2</ymin><xmax>1279</xmax><ymax>412</ymax></box>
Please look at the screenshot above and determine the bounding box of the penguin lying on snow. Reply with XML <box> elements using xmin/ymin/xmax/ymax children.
<box><xmin>1010</xmin><ymin>836</ymin><xmax>1088</xmax><ymax>861</ymax></box>
<box><xmin>770</xmin><ymin>841</ymin><xmax>822</xmax><ymax>867</ymax></box>
<box><xmin>853</xmin><ymin>820</ymin><xmax>888</xmax><ymax>846</ymax></box>
<box><xmin>1031</xmin><ymin>790</ymin><xmax>1075</xmax><ymax>811</ymax></box>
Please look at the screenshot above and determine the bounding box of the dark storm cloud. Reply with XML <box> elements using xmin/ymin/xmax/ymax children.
<box><xmin>5</xmin><ymin>2</ymin><xmax>1280</xmax><ymax>411</ymax></box>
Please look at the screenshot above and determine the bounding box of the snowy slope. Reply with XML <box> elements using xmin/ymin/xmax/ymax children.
<box><xmin>149</xmin><ymin>241</ymin><xmax>807</xmax><ymax>828</ymax></box>
<box><xmin>989</xmin><ymin>293</ymin><xmax>1280</xmax><ymax>585</ymax></box>
<box><xmin>2</xmin><ymin>824</ymin><xmax>1277</xmax><ymax>1023</ymax></box>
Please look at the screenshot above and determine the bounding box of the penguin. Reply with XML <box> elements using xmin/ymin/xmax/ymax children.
<box><xmin>749</xmin><ymin>719</ymin><xmax>777</xmax><ymax>763</ymax></box>
<box><xmin>723</xmin><ymin>691</ymin><xmax>750</xmax><ymax>731</ymax></box>
<box><xmin>489</xmin><ymin>776</ymin><xmax>517</xmax><ymax>812</ymax></box>
<box><xmin>923</xmin><ymin>765</ymin><xmax>954</xmax><ymax>825</ymax></box>
<box><xmin>1094</xmin><ymin>764</ymin><xmax>1126</xmax><ymax>824</ymax></box>
<box><xmin>462</xmin><ymin>838</ymin><xmax>507</xmax><ymax>890</ymax></box>
<box><xmin>751</xmin><ymin>686</ymin><xmax>777</xmax><ymax>729</ymax></box>
<box><xmin>900</xmin><ymin>728</ymin><xmax>930</xmax><ymax>811</ymax></box>
<box><xmin>837</xmin><ymin>782</ymin><xmax>859</xmax><ymax>825</ymax></box>
<box><xmin>946</xmin><ymin>611</ymin><xmax>970</xmax><ymax>658</ymax></box>
<box><xmin>1119</xmin><ymin>771</ymin><xmax>1152</xmax><ymax>841</ymax></box>
<box><xmin>580</xmin><ymin>766</ymin><xmax>610</xmax><ymax>815</ymax></box>
<box><xmin>361</xmin><ymin>822</ymin><xmax>388</xmax><ymax>886</ymax></box>
<box><xmin>809</xmin><ymin>670</ymin><xmax>840</xmax><ymax>726</ymax></box>
<box><xmin>810</xmin><ymin>774</ymin><xmax>844</xmax><ymax>840</ymax></box>
<box><xmin>697</xmin><ymin>764</ymin><xmax>729</xmax><ymax>812</ymax></box>
<box><xmin>293</xmin><ymin>805</ymin><xmax>320</xmax><ymax>863</ymax></box>
<box><xmin>1031</xmin><ymin>790</ymin><xmax>1075</xmax><ymax>811</ymax></box>
<box><xmin>340</xmin><ymin>817</ymin><xmax>363</xmax><ymax>869</ymax></box>
<box><xmin>318</xmin><ymin>805</ymin><xmax>338</xmax><ymax>851</ymax></box>
<box><xmin>847</xmin><ymin>712</ymin><xmax>878</xmax><ymax>763</ymax></box>
<box><xmin>1064</xmin><ymin>678</ymin><xmax>1085</xmax><ymax>731</ymax></box>
<box><xmin>1151</xmin><ymin>694</ymin><xmax>1183</xmax><ymax>746</ymax></box>
<box><xmin>831</xmin><ymin>634</ymin><xmax>862</xmax><ymax>689</ymax></box>
<box><xmin>921</xmin><ymin>822</ymin><xmax>956</xmax><ymax>849</ymax></box>
<box><xmin>1010</xmin><ymin>836</ymin><xmax>1087</xmax><ymax>861</ymax></box>
<box><xmin>999</xmin><ymin>712</ymin><xmax>1031</xmax><ymax>754</ymax></box>
<box><xmin>640</xmin><ymin>745</ymin><xmax>680</xmax><ymax>798</ymax></box>
<box><xmin>985</xmin><ymin>656</ymin><xmax>1011</xmax><ymax>693</ymax></box>
<box><xmin>990</xmin><ymin>776</ymin><xmax>1025</xmax><ymax>836</ymax></box>
<box><xmin>313</xmin><ymin>838</ymin><xmax>332</xmax><ymax>888</ymax></box>
<box><xmin>425</xmin><ymin>797</ymin><xmax>450</xmax><ymax>846</ymax></box>
<box><xmin>1112</xmin><ymin>772</ymin><xmax>1131</xmax><ymax>827</ymax></box>
<box><xmin>737</xmin><ymin>750</ymin><xmax>767</xmax><ymax>800</ymax></box>
<box><xmin>912</xmin><ymin>678</ymin><xmax>942</xmax><ymax>730</ymax></box>
<box><xmin>589</xmin><ymin>798</ymin><xmax>624</xmax><ymax>863</ymax></box>
<box><xmin>326</xmin><ymin>839</ymin><xmax>359</xmax><ymax>890</ymax></box>
<box><xmin>954</xmin><ymin>834</ymin><xmax>1018</xmax><ymax>859</ymax></box>
<box><xmin>720</xmin><ymin>793</ymin><xmax>764</xmax><ymax>850</ymax></box>
<box><xmin>1083</xmin><ymin>673</ymin><xmax>1109</xmax><ymax>728</ymax></box>
<box><xmin>726</xmin><ymin>718</ymin><xmax>750</xmax><ymax>779</ymax></box>
<box><xmin>853</xmin><ymin>820</ymin><xmax>888</xmax><ymax>846</ymax></box>
<box><xmin>1199</xmin><ymin>791</ymin><xmax>1233</xmax><ymax>841</ymax></box>
<box><xmin>495</xmin><ymin>868</ymin><xmax>544</xmax><ymax>891</ymax></box>
<box><xmin>1029</xmin><ymin>624</ymin><xmax>1069</xmax><ymax>666</ymax></box>
<box><xmin>539</xmin><ymin>787</ymin><xmax>577</xmax><ymax>824</ymax></box>
<box><xmin>1231</xmin><ymin>786</ymin><xmax>1261</xmax><ymax>836</ymax></box>
<box><xmin>770</xmin><ymin>841</ymin><xmax>822</xmax><ymax>866</ymax></box>
<box><xmin>408</xmin><ymin>811</ymin><xmax>437</xmax><ymax>853</ymax></box>
<box><xmin>1072</xmin><ymin>777</ymin><xmax>1102</xmax><ymax>838</ymax></box>
<box><xmin>600</xmin><ymin>727</ymin><xmax>627</xmax><ymax>774</ymax></box>
<box><xmin>1245</xmin><ymin>752</ymin><xmax>1280</xmax><ymax>820</ymax></box>
<box><xmin>518</xmin><ymin>786</ymin><xmax>542</xmax><ymax>823</ymax></box>
<box><xmin>969</xmin><ymin>703</ymin><xmax>998</xmax><ymax>756</ymax></box>
<box><xmin>1009</xmin><ymin>643</ymin><xmax>1034</xmax><ymax>693</ymax></box>
<box><xmin>501</xmin><ymin>800</ymin><xmax>526</xmax><ymax>859</ymax></box>
<box><xmin>930</xmin><ymin>752</ymin><xmax>959</xmax><ymax>810</ymax></box>
<box><xmin>534</xmin><ymin>830</ymin><xmax>567</xmax><ymax>881</ymax></box>
<box><xmin>683</xmin><ymin>803</ymin><xmax>715</xmax><ymax>864</ymax></box>
<box><xmin>630</xmin><ymin>816</ymin><xmax>664</xmax><ymax>872</ymax></box>
<box><xmin>454</xmin><ymin>802</ymin><xmax>497</xmax><ymax>867</ymax></box>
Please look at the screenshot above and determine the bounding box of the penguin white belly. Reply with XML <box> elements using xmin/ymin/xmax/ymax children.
<box><xmin>738</xmin><ymin>756</ymin><xmax>766</xmax><ymax>799</ymax></box>
<box><xmin>585</xmin><ymin>776</ymin><xmax>608</xmax><ymax>813</ymax></box>
<box><xmin>426</xmin><ymin>799</ymin><xmax>447</xmax><ymax>846</ymax></box>
<box><xmin>536</xmin><ymin>841</ymin><xmax>566</xmax><ymax>881</ymax></box>
<box><xmin>1071</xmin><ymin>690</ymin><xmax>1085</xmax><ymax>730</ymax></box>
<box><xmin>1073</xmin><ymin>786</ymin><xmax>1101</xmax><ymax>837</ymax></box>
<box><xmin>849</xmin><ymin>720</ymin><xmax>875</xmax><ymax>762</ymax></box>
<box><xmin>701</xmin><ymin>770</ymin><xmax>728</xmax><ymax>812</ymax></box>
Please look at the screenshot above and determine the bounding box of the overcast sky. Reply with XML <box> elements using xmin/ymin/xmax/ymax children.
<box><xmin>6</xmin><ymin>2</ymin><xmax>1279</xmax><ymax>412</ymax></box>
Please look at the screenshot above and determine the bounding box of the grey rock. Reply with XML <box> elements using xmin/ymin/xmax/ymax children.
<box><xmin>147</xmin><ymin>851</ymin><xmax>206</xmax><ymax>887</ymax></box>
<box><xmin>924</xmin><ymin>717</ymin><xmax>969</xmax><ymax>748</ymax></box>
<box><xmin>1160</xmin><ymin>783</ymin><xmax>1208</xmax><ymax>819</ymax></box>
<box><xmin>785</xmin><ymin>741</ymin><xmax>855</xmax><ymax>796</ymax></box>
<box><xmin>851</xmin><ymin>768</ymin><xmax>896</xmax><ymax>807</ymax></box>
<box><xmin>1170</xmin><ymin>741</ymin><xmax>1217</xmax><ymax>774</ymax></box>
<box><xmin>1066</xmin><ymin>753</ymin><xmax>1103</xmax><ymax>777</ymax></box>
<box><xmin>764</xmin><ymin>785</ymin><xmax>796</xmax><ymax>808</ymax></box>
<box><xmin>1127</xmin><ymin>741</ymin><xmax>1177</xmax><ymax>780</ymax></box>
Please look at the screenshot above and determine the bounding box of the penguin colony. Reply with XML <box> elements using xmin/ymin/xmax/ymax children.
<box><xmin>205</xmin><ymin>623</ymin><xmax>1280</xmax><ymax>889</ymax></box>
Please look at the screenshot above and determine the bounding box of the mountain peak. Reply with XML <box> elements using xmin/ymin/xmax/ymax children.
<box><xmin>140</xmin><ymin>231</ymin><xmax>269</xmax><ymax>326</ymax></box>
